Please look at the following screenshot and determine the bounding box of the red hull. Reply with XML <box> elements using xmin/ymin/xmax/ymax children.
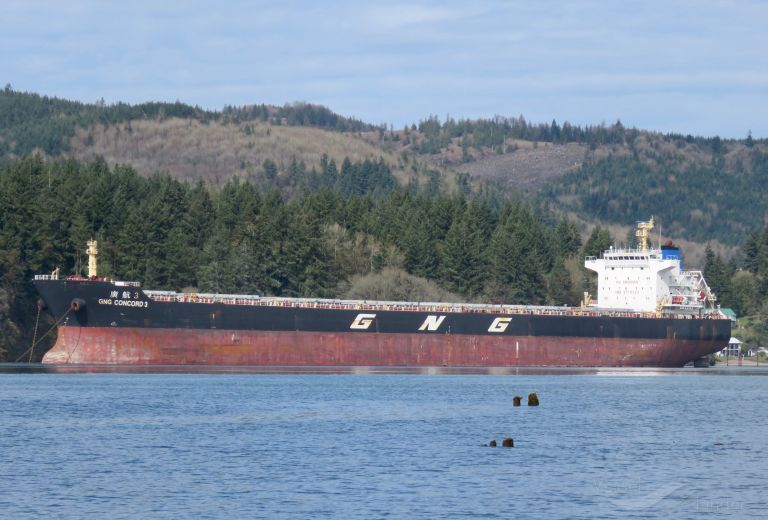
<box><xmin>42</xmin><ymin>327</ymin><xmax>722</xmax><ymax>367</ymax></box>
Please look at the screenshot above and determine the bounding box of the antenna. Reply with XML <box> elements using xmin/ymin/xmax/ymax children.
<box><xmin>658</xmin><ymin>220</ymin><xmax>662</xmax><ymax>250</ymax></box>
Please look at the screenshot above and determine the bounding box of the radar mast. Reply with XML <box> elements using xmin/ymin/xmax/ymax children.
<box><xmin>635</xmin><ymin>217</ymin><xmax>654</xmax><ymax>252</ymax></box>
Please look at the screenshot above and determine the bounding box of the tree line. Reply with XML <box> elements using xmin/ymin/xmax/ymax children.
<box><xmin>0</xmin><ymin>86</ymin><xmax>210</xmax><ymax>159</ymax></box>
<box><xmin>407</xmin><ymin>114</ymin><xmax>761</xmax><ymax>157</ymax></box>
<box><xmin>222</xmin><ymin>101</ymin><xmax>372</xmax><ymax>132</ymax></box>
<box><xmin>253</xmin><ymin>155</ymin><xmax>399</xmax><ymax>199</ymax></box>
<box><xmin>409</xmin><ymin>116</ymin><xmax>637</xmax><ymax>155</ymax></box>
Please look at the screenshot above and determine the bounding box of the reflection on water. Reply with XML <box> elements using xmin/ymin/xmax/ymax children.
<box><xmin>2</xmin><ymin>362</ymin><xmax>768</xmax><ymax>376</ymax></box>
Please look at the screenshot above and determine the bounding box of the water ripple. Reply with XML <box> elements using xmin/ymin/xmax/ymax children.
<box><xmin>0</xmin><ymin>370</ymin><xmax>766</xmax><ymax>518</ymax></box>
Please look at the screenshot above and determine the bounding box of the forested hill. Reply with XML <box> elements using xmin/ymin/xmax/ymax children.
<box><xmin>0</xmin><ymin>87</ymin><xmax>433</xmax><ymax>194</ymax></box>
<box><xmin>360</xmin><ymin>116</ymin><xmax>768</xmax><ymax>246</ymax></box>
<box><xmin>2</xmin><ymin>87</ymin><xmax>767</xmax><ymax>246</ymax></box>
<box><xmin>0</xmin><ymin>86</ymin><xmax>372</xmax><ymax>159</ymax></box>
<box><xmin>539</xmin><ymin>135</ymin><xmax>768</xmax><ymax>245</ymax></box>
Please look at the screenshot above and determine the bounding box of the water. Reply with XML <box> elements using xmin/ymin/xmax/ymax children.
<box><xmin>1</xmin><ymin>366</ymin><xmax>766</xmax><ymax>518</ymax></box>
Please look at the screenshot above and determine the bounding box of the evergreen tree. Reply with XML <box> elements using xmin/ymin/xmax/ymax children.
<box><xmin>197</xmin><ymin>222</ymin><xmax>233</xmax><ymax>293</ymax></box>
<box><xmin>547</xmin><ymin>259</ymin><xmax>575</xmax><ymax>305</ymax></box>
<box><xmin>582</xmin><ymin>227</ymin><xmax>613</xmax><ymax>258</ymax></box>
<box><xmin>704</xmin><ymin>246</ymin><xmax>735</xmax><ymax>306</ymax></box>
<box><xmin>743</xmin><ymin>232</ymin><xmax>759</xmax><ymax>273</ymax></box>
<box><xmin>280</xmin><ymin>210</ymin><xmax>335</xmax><ymax>296</ymax></box>
<box><xmin>555</xmin><ymin>218</ymin><xmax>582</xmax><ymax>258</ymax></box>
<box><xmin>398</xmin><ymin>205</ymin><xmax>438</xmax><ymax>280</ymax></box>
<box><xmin>485</xmin><ymin>213</ymin><xmax>546</xmax><ymax>304</ymax></box>
<box><xmin>438</xmin><ymin>199</ymin><xmax>493</xmax><ymax>298</ymax></box>
<box><xmin>262</xmin><ymin>159</ymin><xmax>278</xmax><ymax>182</ymax></box>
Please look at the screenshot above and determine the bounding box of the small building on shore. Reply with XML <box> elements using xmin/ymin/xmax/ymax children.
<box><xmin>718</xmin><ymin>337</ymin><xmax>758</xmax><ymax>357</ymax></box>
<box><xmin>719</xmin><ymin>337</ymin><xmax>744</xmax><ymax>357</ymax></box>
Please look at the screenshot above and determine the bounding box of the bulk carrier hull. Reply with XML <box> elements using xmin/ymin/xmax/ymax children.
<box><xmin>34</xmin><ymin>278</ymin><xmax>731</xmax><ymax>367</ymax></box>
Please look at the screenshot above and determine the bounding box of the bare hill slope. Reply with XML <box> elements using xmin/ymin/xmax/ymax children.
<box><xmin>458</xmin><ymin>141</ymin><xmax>586</xmax><ymax>190</ymax></box>
<box><xmin>69</xmin><ymin>118</ymin><xmax>414</xmax><ymax>184</ymax></box>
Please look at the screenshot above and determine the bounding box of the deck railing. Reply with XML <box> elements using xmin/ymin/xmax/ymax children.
<box><xmin>33</xmin><ymin>274</ymin><xmax>59</xmax><ymax>281</ymax></box>
<box><xmin>142</xmin><ymin>290</ymin><xmax>693</xmax><ymax>319</ymax></box>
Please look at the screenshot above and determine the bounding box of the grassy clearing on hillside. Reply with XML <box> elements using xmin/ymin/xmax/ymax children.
<box><xmin>69</xmin><ymin>119</ymin><xmax>415</xmax><ymax>184</ymax></box>
<box><xmin>458</xmin><ymin>142</ymin><xmax>587</xmax><ymax>190</ymax></box>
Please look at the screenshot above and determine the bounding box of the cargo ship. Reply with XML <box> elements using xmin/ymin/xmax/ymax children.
<box><xmin>33</xmin><ymin>218</ymin><xmax>730</xmax><ymax>366</ymax></box>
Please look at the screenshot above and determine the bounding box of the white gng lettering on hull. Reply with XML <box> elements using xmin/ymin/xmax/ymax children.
<box><xmin>350</xmin><ymin>313</ymin><xmax>376</xmax><ymax>330</ymax></box>
<box><xmin>418</xmin><ymin>315</ymin><xmax>446</xmax><ymax>331</ymax></box>
<box><xmin>488</xmin><ymin>317</ymin><xmax>512</xmax><ymax>332</ymax></box>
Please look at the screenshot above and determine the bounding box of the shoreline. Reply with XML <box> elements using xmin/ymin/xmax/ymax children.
<box><xmin>2</xmin><ymin>362</ymin><xmax>768</xmax><ymax>376</ymax></box>
<box><xmin>713</xmin><ymin>358</ymin><xmax>767</xmax><ymax>367</ymax></box>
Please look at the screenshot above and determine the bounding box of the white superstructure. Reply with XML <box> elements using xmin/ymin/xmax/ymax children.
<box><xmin>584</xmin><ymin>218</ymin><xmax>716</xmax><ymax>315</ymax></box>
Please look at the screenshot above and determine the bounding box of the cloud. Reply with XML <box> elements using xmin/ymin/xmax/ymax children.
<box><xmin>362</xmin><ymin>4</ymin><xmax>470</xmax><ymax>31</ymax></box>
<box><xmin>1</xmin><ymin>0</ymin><xmax>766</xmax><ymax>137</ymax></box>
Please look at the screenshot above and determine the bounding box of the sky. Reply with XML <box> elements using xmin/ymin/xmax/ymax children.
<box><xmin>3</xmin><ymin>0</ymin><xmax>767</xmax><ymax>138</ymax></box>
